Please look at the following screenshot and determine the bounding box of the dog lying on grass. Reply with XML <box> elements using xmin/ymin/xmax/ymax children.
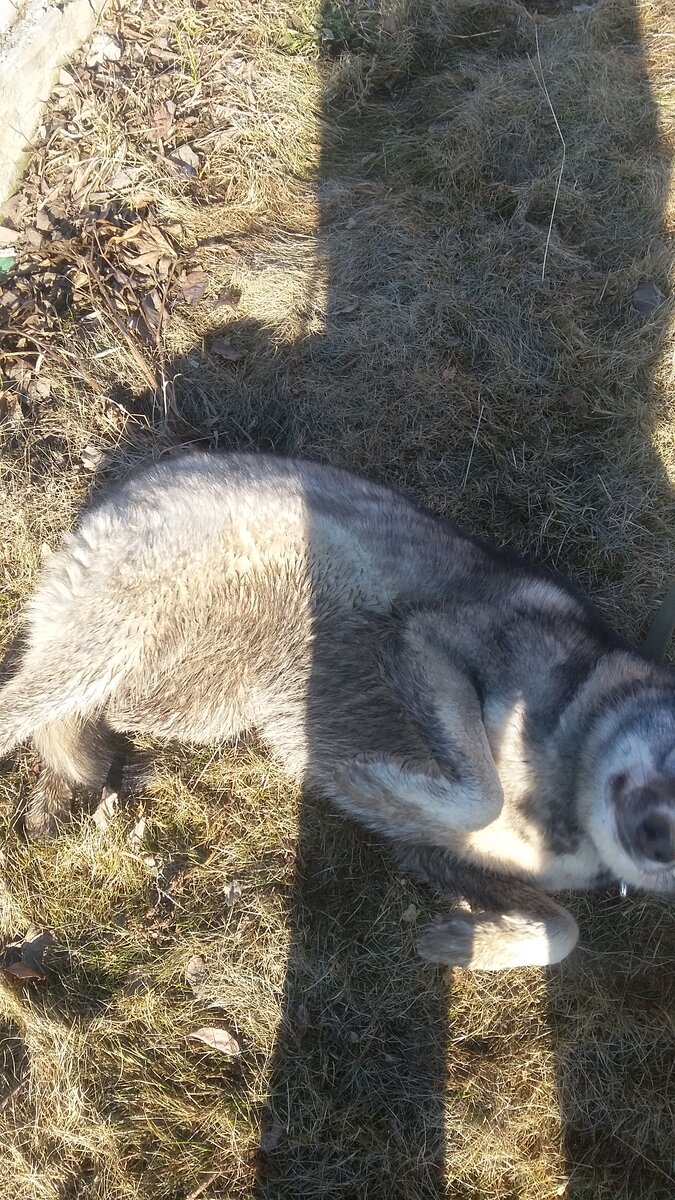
<box><xmin>1</xmin><ymin>451</ymin><xmax>673</xmax><ymax>969</ymax></box>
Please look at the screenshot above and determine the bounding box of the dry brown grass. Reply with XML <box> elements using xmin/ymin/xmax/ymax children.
<box><xmin>0</xmin><ymin>0</ymin><xmax>674</xmax><ymax>1197</ymax></box>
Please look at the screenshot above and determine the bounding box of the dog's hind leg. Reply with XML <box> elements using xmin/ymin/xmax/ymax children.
<box><xmin>26</xmin><ymin>717</ymin><xmax>129</xmax><ymax>839</ymax></box>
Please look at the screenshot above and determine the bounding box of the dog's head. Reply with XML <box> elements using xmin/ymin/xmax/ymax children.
<box><xmin>583</xmin><ymin>701</ymin><xmax>675</xmax><ymax>891</ymax></box>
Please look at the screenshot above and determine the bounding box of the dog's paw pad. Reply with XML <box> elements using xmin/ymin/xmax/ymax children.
<box><xmin>416</xmin><ymin>915</ymin><xmax>476</xmax><ymax>967</ymax></box>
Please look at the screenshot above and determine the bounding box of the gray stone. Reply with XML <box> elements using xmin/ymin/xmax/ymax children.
<box><xmin>0</xmin><ymin>0</ymin><xmax>107</xmax><ymax>204</ymax></box>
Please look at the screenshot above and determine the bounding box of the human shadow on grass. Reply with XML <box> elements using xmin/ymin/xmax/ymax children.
<box><xmin>251</xmin><ymin>2</ymin><xmax>675</xmax><ymax>1198</ymax></box>
<box><xmin>102</xmin><ymin>349</ymin><xmax>452</xmax><ymax>1200</ymax></box>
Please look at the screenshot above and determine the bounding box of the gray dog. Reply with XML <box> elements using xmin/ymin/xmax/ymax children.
<box><xmin>1</xmin><ymin>452</ymin><xmax>673</xmax><ymax>969</ymax></box>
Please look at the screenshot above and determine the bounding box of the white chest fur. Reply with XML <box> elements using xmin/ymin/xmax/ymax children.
<box><xmin>460</xmin><ymin>696</ymin><xmax>605</xmax><ymax>890</ymax></box>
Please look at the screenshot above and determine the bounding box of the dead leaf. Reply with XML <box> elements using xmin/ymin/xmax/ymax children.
<box><xmin>180</xmin><ymin>268</ymin><xmax>209</xmax><ymax>304</ymax></box>
<box><xmin>132</xmin><ymin>189</ymin><xmax>158</xmax><ymax>208</ymax></box>
<box><xmin>86</xmin><ymin>32</ymin><xmax>123</xmax><ymax>68</ymax></box>
<box><xmin>2</xmin><ymin>960</ymin><xmax>41</xmax><ymax>981</ymax></box>
<box><xmin>0</xmin><ymin>394</ymin><xmax>23</xmax><ymax>429</ymax></box>
<box><xmin>127</xmin><ymin>814</ymin><xmax>146</xmax><ymax>853</ymax></box>
<box><xmin>226</xmin><ymin>56</ymin><xmax>248</xmax><ymax>75</ymax></box>
<box><xmin>92</xmin><ymin>786</ymin><xmax>119</xmax><ymax>830</ymax></box>
<box><xmin>632</xmin><ymin>281</ymin><xmax>667</xmax><ymax>318</ymax></box>
<box><xmin>140</xmin><ymin>289</ymin><xmax>162</xmax><ymax>338</ymax></box>
<box><xmin>151</xmin><ymin>101</ymin><xmax>177</xmax><ymax>142</ymax></box>
<box><xmin>119</xmin><ymin>223</ymin><xmax>177</xmax><ymax>276</ymax></box>
<box><xmin>35</xmin><ymin>209</ymin><xmax>53</xmax><ymax>232</ymax></box>
<box><xmin>0</xmin><ymin>192</ymin><xmax>26</xmax><ymax>226</ymax></box>
<box><xmin>123</xmin><ymin>968</ymin><xmax>152</xmax><ymax>996</ymax></box>
<box><xmin>442</xmin><ymin>365</ymin><xmax>456</xmax><ymax>382</ymax></box>
<box><xmin>211</xmin><ymin>338</ymin><xmax>245</xmax><ymax>362</ymax></box>
<box><xmin>185</xmin><ymin>954</ymin><xmax>207</xmax><ymax>992</ymax></box>
<box><xmin>112</xmin><ymin>220</ymin><xmax>147</xmax><ymax>246</ymax></box>
<box><xmin>1</xmin><ymin>928</ymin><xmax>54</xmax><ymax>982</ymax></box>
<box><xmin>80</xmin><ymin>444</ymin><xmax>108</xmax><ymax>473</ymax></box>
<box><xmin>72</xmin><ymin>269</ymin><xmax>90</xmax><ymax>292</ymax></box>
<box><xmin>260</xmin><ymin>1116</ymin><xmax>285</xmax><ymax>1153</ymax></box>
<box><xmin>27</xmin><ymin>376</ymin><xmax>52</xmax><ymax>402</ymax></box>
<box><xmin>0</xmin><ymin>1083</ymin><xmax>23</xmax><ymax>1113</ymax></box>
<box><xmin>222</xmin><ymin>879</ymin><xmax>242</xmax><ymax>904</ymax></box>
<box><xmin>168</xmin><ymin>145</ymin><xmax>200</xmax><ymax>178</ymax></box>
<box><xmin>7</xmin><ymin>359</ymin><xmax>31</xmax><ymax>384</ymax></box>
<box><xmin>561</xmin><ymin>386</ymin><xmax>588</xmax><ymax>411</ymax></box>
<box><xmin>209</xmin><ymin>285</ymin><xmax>241</xmax><ymax>311</ymax></box>
<box><xmin>189</xmin><ymin>1027</ymin><xmax>241</xmax><ymax>1056</ymax></box>
<box><xmin>0</xmin><ymin>226</ymin><xmax>18</xmax><ymax>247</ymax></box>
<box><xmin>126</xmin><ymin>249</ymin><xmax>164</xmax><ymax>273</ymax></box>
<box><xmin>147</xmin><ymin>42</ymin><xmax>179</xmax><ymax>64</ymax></box>
<box><xmin>402</xmin><ymin>903</ymin><xmax>418</xmax><ymax>924</ymax></box>
<box><xmin>108</xmin><ymin>166</ymin><xmax>143</xmax><ymax>190</ymax></box>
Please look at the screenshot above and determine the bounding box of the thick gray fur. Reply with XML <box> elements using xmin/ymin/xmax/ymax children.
<box><xmin>2</xmin><ymin>451</ymin><xmax>674</xmax><ymax>970</ymax></box>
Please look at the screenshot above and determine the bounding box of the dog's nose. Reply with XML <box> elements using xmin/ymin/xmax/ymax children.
<box><xmin>636</xmin><ymin>814</ymin><xmax>675</xmax><ymax>865</ymax></box>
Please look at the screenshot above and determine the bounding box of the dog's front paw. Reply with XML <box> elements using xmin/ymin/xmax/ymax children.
<box><xmin>417</xmin><ymin>905</ymin><xmax>579</xmax><ymax>971</ymax></box>
<box><xmin>416</xmin><ymin>914</ymin><xmax>477</xmax><ymax>968</ymax></box>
